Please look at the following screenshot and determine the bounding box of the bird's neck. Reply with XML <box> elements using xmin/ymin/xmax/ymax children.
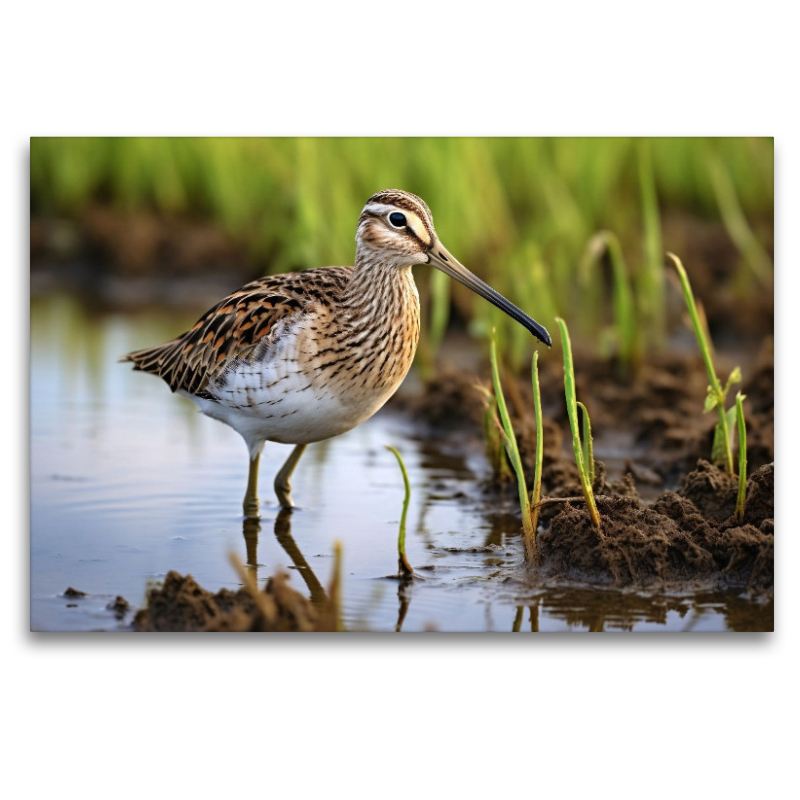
<box><xmin>343</xmin><ymin>256</ymin><xmax>420</xmax><ymax>335</ymax></box>
<box><xmin>333</xmin><ymin>256</ymin><xmax>421</xmax><ymax>389</ymax></box>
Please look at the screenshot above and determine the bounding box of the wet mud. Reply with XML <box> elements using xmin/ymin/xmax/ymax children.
<box><xmin>400</xmin><ymin>331</ymin><xmax>774</xmax><ymax>599</ymax></box>
<box><xmin>133</xmin><ymin>570</ymin><xmax>337</xmax><ymax>632</ymax></box>
<box><xmin>538</xmin><ymin>461</ymin><xmax>773</xmax><ymax>594</ymax></box>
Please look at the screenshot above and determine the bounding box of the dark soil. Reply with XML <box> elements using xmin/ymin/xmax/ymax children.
<box><xmin>399</xmin><ymin>337</ymin><xmax>773</xmax><ymax>597</ymax></box>
<box><xmin>401</xmin><ymin>337</ymin><xmax>773</xmax><ymax>488</ymax></box>
<box><xmin>133</xmin><ymin>570</ymin><xmax>337</xmax><ymax>632</ymax></box>
<box><xmin>538</xmin><ymin>461</ymin><xmax>773</xmax><ymax>594</ymax></box>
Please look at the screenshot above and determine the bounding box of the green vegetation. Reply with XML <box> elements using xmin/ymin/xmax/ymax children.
<box><xmin>556</xmin><ymin>318</ymin><xmax>602</xmax><ymax>534</ymax></box>
<box><xmin>577</xmin><ymin>401</ymin><xmax>595</xmax><ymax>487</ymax></box>
<box><xmin>385</xmin><ymin>446</ymin><xmax>414</xmax><ymax>577</ymax></box>
<box><xmin>30</xmin><ymin>137</ymin><xmax>773</xmax><ymax>369</ymax></box>
<box><xmin>529</xmin><ymin>351</ymin><xmax>544</xmax><ymax>546</ymax></box>
<box><xmin>735</xmin><ymin>393</ymin><xmax>748</xmax><ymax>524</ymax></box>
<box><xmin>489</xmin><ymin>329</ymin><xmax>540</xmax><ymax>564</ymax></box>
<box><xmin>579</xmin><ymin>231</ymin><xmax>638</xmax><ymax>368</ymax></box>
<box><xmin>668</xmin><ymin>253</ymin><xmax>741</xmax><ymax>474</ymax></box>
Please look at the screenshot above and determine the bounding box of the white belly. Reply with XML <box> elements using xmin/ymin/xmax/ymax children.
<box><xmin>182</xmin><ymin>326</ymin><xmax>402</xmax><ymax>454</ymax></box>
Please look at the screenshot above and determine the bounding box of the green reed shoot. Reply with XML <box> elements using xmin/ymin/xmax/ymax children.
<box><xmin>385</xmin><ymin>446</ymin><xmax>414</xmax><ymax>578</ymax></box>
<box><xmin>581</xmin><ymin>231</ymin><xmax>638</xmax><ymax>367</ymax></box>
<box><xmin>479</xmin><ymin>387</ymin><xmax>513</xmax><ymax>482</ymax></box>
<box><xmin>529</xmin><ymin>351</ymin><xmax>544</xmax><ymax>545</ymax></box>
<box><xmin>489</xmin><ymin>328</ymin><xmax>539</xmax><ymax>564</ymax></box>
<box><xmin>735</xmin><ymin>392</ymin><xmax>748</xmax><ymax>524</ymax></box>
<box><xmin>668</xmin><ymin>253</ymin><xmax>740</xmax><ymax>475</ymax></box>
<box><xmin>638</xmin><ymin>139</ymin><xmax>666</xmax><ymax>347</ymax></box>
<box><xmin>577</xmin><ymin>401</ymin><xmax>595</xmax><ymax>486</ymax></box>
<box><xmin>556</xmin><ymin>318</ymin><xmax>602</xmax><ymax>533</ymax></box>
<box><xmin>707</xmin><ymin>152</ymin><xmax>773</xmax><ymax>288</ymax></box>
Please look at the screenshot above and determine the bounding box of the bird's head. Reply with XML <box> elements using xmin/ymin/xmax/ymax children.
<box><xmin>356</xmin><ymin>189</ymin><xmax>552</xmax><ymax>347</ymax></box>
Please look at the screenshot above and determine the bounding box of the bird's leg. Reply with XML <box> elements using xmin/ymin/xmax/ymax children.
<box><xmin>243</xmin><ymin>451</ymin><xmax>262</xmax><ymax>519</ymax></box>
<box><xmin>274</xmin><ymin>444</ymin><xmax>307</xmax><ymax>509</ymax></box>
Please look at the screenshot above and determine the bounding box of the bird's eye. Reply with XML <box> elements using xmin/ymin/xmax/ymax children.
<box><xmin>388</xmin><ymin>212</ymin><xmax>407</xmax><ymax>228</ymax></box>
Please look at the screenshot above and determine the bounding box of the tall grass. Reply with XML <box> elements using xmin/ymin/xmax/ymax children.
<box><xmin>31</xmin><ymin>137</ymin><xmax>773</xmax><ymax>368</ymax></box>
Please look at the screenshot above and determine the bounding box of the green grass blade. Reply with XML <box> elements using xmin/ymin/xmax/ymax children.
<box><xmin>708</xmin><ymin>153</ymin><xmax>772</xmax><ymax>287</ymax></box>
<box><xmin>638</xmin><ymin>139</ymin><xmax>666</xmax><ymax>346</ymax></box>
<box><xmin>556</xmin><ymin>318</ymin><xmax>602</xmax><ymax>533</ymax></box>
<box><xmin>735</xmin><ymin>393</ymin><xmax>748</xmax><ymax>524</ymax></box>
<box><xmin>528</xmin><ymin>351</ymin><xmax>544</xmax><ymax>559</ymax></box>
<box><xmin>489</xmin><ymin>329</ymin><xmax>537</xmax><ymax>559</ymax></box>
<box><xmin>577</xmin><ymin>401</ymin><xmax>595</xmax><ymax>487</ymax></box>
<box><xmin>385</xmin><ymin>446</ymin><xmax>414</xmax><ymax>577</ymax></box>
<box><xmin>581</xmin><ymin>231</ymin><xmax>638</xmax><ymax>367</ymax></box>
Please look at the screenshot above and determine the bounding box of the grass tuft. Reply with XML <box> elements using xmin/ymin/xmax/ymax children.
<box><xmin>668</xmin><ymin>253</ymin><xmax>740</xmax><ymax>474</ymax></box>
<box><xmin>556</xmin><ymin>317</ymin><xmax>602</xmax><ymax>534</ymax></box>
<box><xmin>489</xmin><ymin>329</ymin><xmax>540</xmax><ymax>564</ymax></box>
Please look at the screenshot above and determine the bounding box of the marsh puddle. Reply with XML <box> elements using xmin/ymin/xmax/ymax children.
<box><xmin>30</xmin><ymin>294</ymin><xmax>772</xmax><ymax>632</ymax></box>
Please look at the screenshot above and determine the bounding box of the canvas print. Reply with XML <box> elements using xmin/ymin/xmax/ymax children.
<box><xmin>30</xmin><ymin>137</ymin><xmax>774</xmax><ymax>632</ymax></box>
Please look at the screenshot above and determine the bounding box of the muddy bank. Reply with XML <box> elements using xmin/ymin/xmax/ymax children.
<box><xmin>397</xmin><ymin>341</ymin><xmax>774</xmax><ymax>599</ymax></box>
<box><xmin>538</xmin><ymin>461</ymin><xmax>773</xmax><ymax>595</ymax></box>
<box><xmin>400</xmin><ymin>337</ymin><xmax>774</xmax><ymax>491</ymax></box>
<box><xmin>133</xmin><ymin>570</ymin><xmax>338</xmax><ymax>632</ymax></box>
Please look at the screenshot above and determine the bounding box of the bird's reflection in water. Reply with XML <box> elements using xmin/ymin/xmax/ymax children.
<box><xmin>241</xmin><ymin>510</ymin><xmax>328</xmax><ymax>609</ymax></box>
<box><xmin>243</xmin><ymin>510</ymin><xmax>417</xmax><ymax>631</ymax></box>
<box><xmin>511</xmin><ymin>601</ymin><xmax>540</xmax><ymax>632</ymax></box>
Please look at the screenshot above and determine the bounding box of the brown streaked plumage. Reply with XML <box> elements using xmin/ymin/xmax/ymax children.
<box><xmin>122</xmin><ymin>189</ymin><xmax>551</xmax><ymax>516</ymax></box>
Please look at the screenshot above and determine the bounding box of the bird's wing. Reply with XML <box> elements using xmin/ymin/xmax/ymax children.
<box><xmin>121</xmin><ymin>267</ymin><xmax>352</xmax><ymax>397</ymax></box>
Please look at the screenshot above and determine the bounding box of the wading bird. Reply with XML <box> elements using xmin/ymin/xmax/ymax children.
<box><xmin>122</xmin><ymin>190</ymin><xmax>551</xmax><ymax>517</ymax></box>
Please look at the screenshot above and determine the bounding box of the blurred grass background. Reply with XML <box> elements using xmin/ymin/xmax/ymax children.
<box><xmin>30</xmin><ymin>137</ymin><xmax>773</xmax><ymax>371</ymax></box>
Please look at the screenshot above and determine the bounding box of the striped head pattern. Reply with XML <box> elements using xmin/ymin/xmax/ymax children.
<box><xmin>356</xmin><ymin>189</ymin><xmax>437</xmax><ymax>268</ymax></box>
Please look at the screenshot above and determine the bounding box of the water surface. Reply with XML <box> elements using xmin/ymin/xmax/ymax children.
<box><xmin>30</xmin><ymin>294</ymin><xmax>772</xmax><ymax>632</ymax></box>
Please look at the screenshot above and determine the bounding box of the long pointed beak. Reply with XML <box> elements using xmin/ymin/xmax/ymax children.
<box><xmin>427</xmin><ymin>241</ymin><xmax>552</xmax><ymax>347</ymax></box>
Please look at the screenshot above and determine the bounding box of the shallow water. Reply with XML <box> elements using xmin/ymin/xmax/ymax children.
<box><xmin>30</xmin><ymin>293</ymin><xmax>773</xmax><ymax>632</ymax></box>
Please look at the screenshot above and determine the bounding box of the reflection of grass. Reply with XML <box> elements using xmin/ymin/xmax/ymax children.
<box><xmin>31</xmin><ymin>137</ymin><xmax>773</xmax><ymax>369</ymax></box>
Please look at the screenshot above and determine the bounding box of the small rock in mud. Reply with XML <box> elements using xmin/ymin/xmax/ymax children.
<box><xmin>63</xmin><ymin>587</ymin><xmax>86</xmax><ymax>598</ymax></box>
<box><xmin>133</xmin><ymin>571</ymin><xmax>336</xmax><ymax>632</ymax></box>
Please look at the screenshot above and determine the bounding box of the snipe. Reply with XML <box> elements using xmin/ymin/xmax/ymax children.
<box><xmin>122</xmin><ymin>189</ymin><xmax>551</xmax><ymax>517</ymax></box>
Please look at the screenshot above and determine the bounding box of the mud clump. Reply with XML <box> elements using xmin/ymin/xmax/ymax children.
<box><xmin>133</xmin><ymin>571</ymin><xmax>336</xmax><ymax>632</ymax></box>
<box><xmin>106</xmin><ymin>596</ymin><xmax>130</xmax><ymax>618</ymax></box>
<box><xmin>538</xmin><ymin>461</ymin><xmax>773</xmax><ymax>595</ymax></box>
<box><xmin>63</xmin><ymin>587</ymin><xmax>86</xmax><ymax>598</ymax></box>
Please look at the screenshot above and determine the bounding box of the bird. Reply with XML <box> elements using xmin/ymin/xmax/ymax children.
<box><xmin>122</xmin><ymin>189</ymin><xmax>551</xmax><ymax>518</ymax></box>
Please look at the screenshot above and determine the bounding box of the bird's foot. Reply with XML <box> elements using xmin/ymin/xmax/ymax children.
<box><xmin>274</xmin><ymin>479</ymin><xmax>296</xmax><ymax>510</ymax></box>
<box><xmin>243</xmin><ymin>493</ymin><xmax>261</xmax><ymax>520</ymax></box>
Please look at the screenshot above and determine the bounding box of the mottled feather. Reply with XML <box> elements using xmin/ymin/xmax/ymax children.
<box><xmin>121</xmin><ymin>267</ymin><xmax>352</xmax><ymax>397</ymax></box>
